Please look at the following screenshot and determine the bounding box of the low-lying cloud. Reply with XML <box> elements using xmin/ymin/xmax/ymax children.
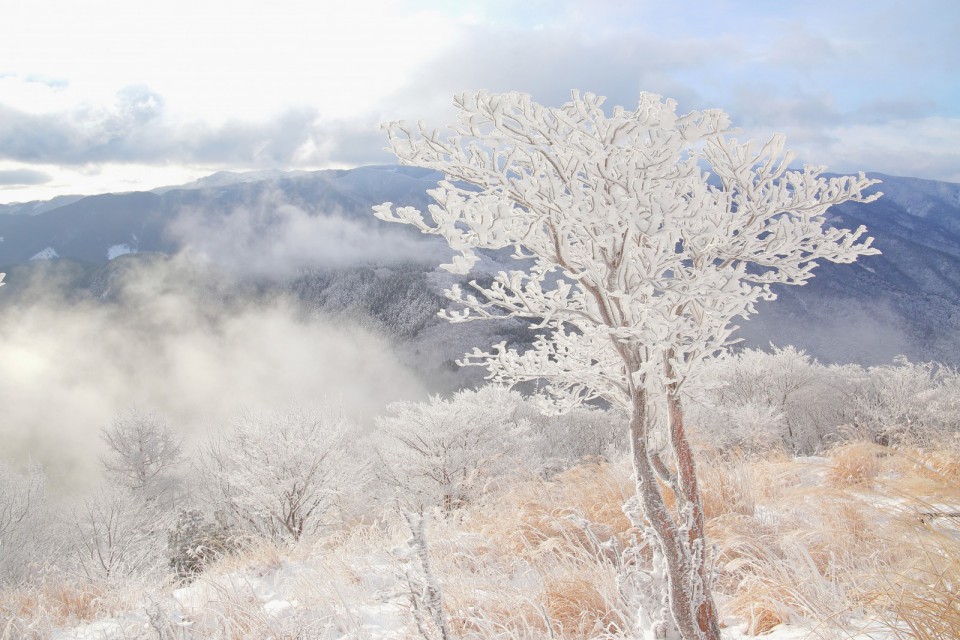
<box><xmin>0</xmin><ymin>255</ymin><xmax>429</xmax><ymax>491</ymax></box>
<box><xmin>0</xmin><ymin>168</ymin><xmax>51</xmax><ymax>186</ymax></box>
<box><xmin>166</xmin><ymin>190</ymin><xmax>447</xmax><ymax>279</ymax></box>
<box><xmin>0</xmin><ymin>87</ymin><xmax>326</xmax><ymax>168</ymax></box>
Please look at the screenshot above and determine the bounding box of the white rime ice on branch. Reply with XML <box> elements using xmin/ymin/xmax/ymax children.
<box><xmin>374</xmin><ymin>90</ymin><xmax>880</xmax><ymax>639</ymax></box>
<box><xmin>401</xmin><ymin>511</ymin><xmax>452</xmax><ymax>640</ymax></box>
<box><xmin>100</xmin><ymin>409</ymin><xmax>185</xmax><ymax>505</ymax></box>
<box><xmin>198</xmin><ymin>406</ymin><xmax>357</xmax><ymax>543</ymax></box>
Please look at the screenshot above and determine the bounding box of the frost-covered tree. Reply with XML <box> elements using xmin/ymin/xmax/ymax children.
<box><xmin>100</xmin><ymin>409</ymin><xmax>185</xmax><ymax>505</ymax></box>
<box><xmin>0</xmin><ymin>461</ymin><xmax>47</xmax><ymax>584</ymax></box>
<box><xmin>0</xmin><ymin>462</ymin><xmax>42</xmax><ymax>542</ymax></box>
<box><xmin>375</xmin><ymin>386</ymin><xmax>531</xmax><ymax>512</ymax></box>
<box><xmin>849</xmin><ymin>358</ymin><xmax>960</xmax><ymax>445</ymax></box>
<box><xmin>531</xmin><ymin>404</ymin><xmax>627</xmax><ymax>466</ymax></box>
<box><xmin>703</xmin><ymin>346</ymin><xmax>840</xmax><ymax>453</ymax></box>
<box><xmin>374</xmin><ymin>91</ymin><xmax>880</xmax><ymax>639</ymax></box>
<box><xmin>70</xmin><ymin>486</ymin><xmax>167</xmax><ymax>581</ymax></box>
<box><xmin>198</xmin><ymin>406</ymin><xmax>358</xmax><ymax>542</ymax></box>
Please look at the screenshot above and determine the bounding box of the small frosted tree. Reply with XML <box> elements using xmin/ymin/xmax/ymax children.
<box><xmin>198</xmin><ymin>406</ymin><xmax>357</xmax><ymax>542</ymax></box>
<box><xmin>70</xmin><ymin>486</ymin><xmax>166</xmax><ymax>581</ymax></box>
<box><xmin>374</xmin><ymin>91</ymin><xmax>880</xmax><ymax>639</ymax></box>
<box><xmin>711</xmin><ymin>346</ymin><xmax>824</xmax><ymax>452</ymax></box>
<box><xmin>375</xmin><ymin>386</ymin><xmax>531</xmax><ymax>512</ymax></box>
<box><xmin>100</xmin><ymin>409</ymin><xmax>185</xmax><ymax>505</ymax></box>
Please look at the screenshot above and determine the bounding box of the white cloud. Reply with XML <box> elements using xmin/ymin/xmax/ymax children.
<box><xmin>0</xmin><ymin>257</ymin><xmax>429</xmax><ymax>489</ymax></box>
<box><xmin>167</xmin><ymin>190</ymin><xmax>447</xmax><ymax>278</ymax></box>
<box><xmin>0</xmin><ymin>0</ymin><xmax>459</xmax><ymax>122</ymax></box>
<box><xmin>0</xmin><ymin>162</ymin><xmax>210</xmax><ymax>203</ymax></box>
<box><xmin>763</xmin><ymin>117</ymin><xmax>960</xmax><ymax>182</ymax></box>
<box><xmin>1</xmin><ymin>0</ymin><xmax>957</xmax><ymax>199</ymax></box>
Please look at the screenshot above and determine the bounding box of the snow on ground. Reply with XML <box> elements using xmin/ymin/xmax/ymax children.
<box><xmin>53</xmin><ymin>551</ymin><xmax>412</xmax><ymax>640</ymax></box>
<box><xmin>723</xmin><ymin>620</ymin><xmax>897</xmax><ymax>639</ymax></box>
<box><xmin>48</xmin><ymin>454</ymin><xmax>944</xmax><ymax>639</ymax></box>
<box><xmin>52</xmin><ymin>577</ymin><xmax>896</xmax><ymax>640</ymax></box>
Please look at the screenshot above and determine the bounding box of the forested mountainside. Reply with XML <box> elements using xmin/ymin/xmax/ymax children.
<box><xmin>1</xmin><ymin>167</ymin><xmax>958</xmax><ymax>367</ymax></box>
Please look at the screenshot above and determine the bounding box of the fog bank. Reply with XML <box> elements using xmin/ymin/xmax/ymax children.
<box><xmin>166</xmin><ymin>188</ymin><xmax>448</xmax><ymax>279</ymax></box>
<box><xmin>0</xmin><ymin>255</ymin><xmax>427</xmax><ymax>490</ymax></box>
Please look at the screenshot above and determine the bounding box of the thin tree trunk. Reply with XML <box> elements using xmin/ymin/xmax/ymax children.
<box><xmin>629</xmin><ymin>386</ymin><xmax>722</xmax><ymax>640</ymax></box>
<box><xmin>666</xmin><ymin>390</ymin><xmax>722</xmax><ymax>639</ymax></box>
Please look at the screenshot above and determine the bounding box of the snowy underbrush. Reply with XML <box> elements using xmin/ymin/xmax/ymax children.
<box><xmin>7</xmin><ymin>440</ymin><xmax>958</xmax><ymax>640</ymax></box>
<box><xmin>705</xmin><ymin>440</ymin><xmax>960</xmax><ymax>638</ymax></box>
<box><xmin>688</xmin><ymin>348</ymin><xmax>960</xmax><ymax>455</ymax></box>
<box><xmin>5</xmin><ymin>350</ymin><xmax>960</xmax><ymax>639</ymax></box>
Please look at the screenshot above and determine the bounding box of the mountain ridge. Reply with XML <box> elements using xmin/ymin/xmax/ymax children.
<box><xmin>1</xmin><ymin>166</ymin><xmax>958</xmax><ymax>367</ymax></box>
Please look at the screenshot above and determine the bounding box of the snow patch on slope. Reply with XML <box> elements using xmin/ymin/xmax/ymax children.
<box><xmin>107</xmin><ymin>244</ymin><xmax>136</xmax><ymax>260</ymax></box>
<box><xmin>54</xmin><ymin>552</ymin><xmax>411</xmax><ymax>639</ymax></box>
<box><xmin>30</xmin><ymin>247</ymin><xmax>59</xmax><ymax>260</ymax></box>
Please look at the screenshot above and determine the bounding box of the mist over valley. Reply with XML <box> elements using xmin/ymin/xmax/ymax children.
<box><xmin>1</xmin><ymin>166</ymin><xmax>958</xmax><ymax>487</ymax></box>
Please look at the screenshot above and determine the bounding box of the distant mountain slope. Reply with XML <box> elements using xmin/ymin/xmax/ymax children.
<box><xmin>1</xmin><ymin>167</ymin><xmax>958</xmax><ymax>366</ymax></box>
<box><xmin>0</xmin><ymin>165</ymin><xmax>439</xmax><ymax>265</ymax></box>
<box><xmin>738</xmin><ymin>174</ymin><xmax>960</xmax><ymax>364</ymax></box>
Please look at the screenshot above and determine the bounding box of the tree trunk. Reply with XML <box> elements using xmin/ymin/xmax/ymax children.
<box><xmin>628</xmin><ymin>387</ymin><xmax>722</xmax><ymax>640</ymax></box>
<box><xmin>666</xmin><ymin>390</ymin><xmax>722</xmax><ymax>639</ymax></box>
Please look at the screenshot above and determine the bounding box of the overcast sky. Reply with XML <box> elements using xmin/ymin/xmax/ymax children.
<box><xmin>0</xmin><ymin>0</ymin><xmax>957</xmax><ymax>203</ymax></box>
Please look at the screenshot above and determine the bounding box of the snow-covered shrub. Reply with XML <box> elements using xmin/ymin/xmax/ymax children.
<box><xmin>374</xmin><ymin>385</ymin><xmax>627</xmax><ymax>513</ymax></box>
<box><xmin>167</xmin><ymin>509</ymin><xmax>236</xmax><ymax>580</ymax></box>
<box><xmin>689</xmin><ymin>350</ymin><xmax>960</xmax><ymax>453</ymax></box>
<box><xmin>197</xmin><ymin>405</ymin><xmax>361</xmax><ymax>542</ymax></box>
<box><xmin>690</xmin><ymin>346</ymin><xmax>856</xmax><ymax>454</ymax></box>
<box><xmin>528</xmin><ymin>404</ymin><xmax>628</xmax><ymax>470</ymax></box>
<box><xmin>847</xmin><ymin>357</ymin><xmax>960</xmax><ymax>445</ymax></box>
<box><xmin>691</xmin><ymin>401</ymin><xmax>786</xmax><ymax>453</ymax></box>
<box><xmin>374</xmin><ymin>386</ymin><xmax>533</xmax><ymax>512</ymax></box>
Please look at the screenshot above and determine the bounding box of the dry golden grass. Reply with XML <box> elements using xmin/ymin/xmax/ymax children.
<box><xmin>827</xmin><ymin>440</ymin><xmax>885</xmax><ymax>488</ymax></box>
<box><xmin>446</xmin><ymin>447</ymin><xmax>960</xmax><ymax>637</ymax></box>
<box><xmin>542</xmin><ymin>568</ymin><xmax>624</xmax><ymax>639</ymax></box>
<box><xmin>870</xmin><ymin>519</ymin><xmax>960</xmax><ymax>640</ymax></box>
<box><xmin>429</xmin><ymin>461</ymin><xmax>634</xmax><ymax>638</ymax></box>
<box><xmin>703</xmin><ymin>439</ymin><xmax>960</xmax><ymax>638</ymax></box>
<box><xmin>198</xmin><ymin>534</ymin><xmax>289</xmax><ymax>578</ymax></box>
<box><xmin>1</xmin><ymin>579</ymin><xmax>107</xmax><ymax>635</ymax></box>
<box><xmin>696</xmin><ymin>451</ymin><xmax>761</xmax><ymax>518</ymax></box>
<box><xmin>864</xmin><ymin>446</ymin><xmax>960</xmax><ymax>640</ymax></box>
<box><xmin>881</xmin><ymin>443</ymin><xmax>960</xmax><ymax>500</ymax></box>
<box><xmin>466</xmin><ymin>461</ymin><xmax>635</xmax><ymax>562</ymax></box>
<box><xmin>13</xmin><ymin>441</ymin><xmax>960</xmax><ymax>639</ymax></box>
<box><xmin>742</xmin><ymin>602</ymin><xmax>784</xmax><ymax>636</ymax></box>
<box><xmin>711</xmin><ymin>514</ymin><xmax>834</xmax><ymax>634</ymax></box>
<box><xmin>438</xmin><ymin>542</ymin><xmax>625</xmax><ymax>639</ymax></box>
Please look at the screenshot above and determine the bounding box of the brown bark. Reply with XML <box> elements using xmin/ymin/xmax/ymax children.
<box><xmin>628</xmin><ymin>384</ymin><xmax>722</xmax><ymax>640</ymax></box>
<box><xmin>667</xmin><ymin>390</ymin><xmax>722</xmax><ymax>639</ymax></box>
